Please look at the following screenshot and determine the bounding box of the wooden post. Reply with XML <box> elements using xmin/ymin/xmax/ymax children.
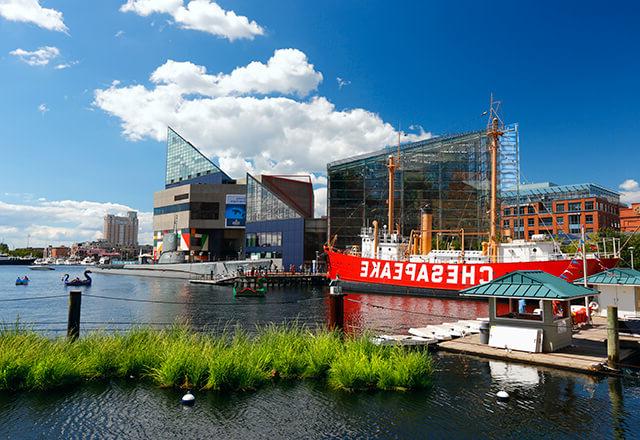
<box><xmin>607</xmin><ymin>305</ymin><xmax>619</xmax><ymax>369</ymax></box>
<box><xmin>67</xmin><ymin>290</ymin><xmax>82</xmax><ymax>341</ymax></box>
<box><xmin>329</xmin><ymin>284</ymin><xmax>345</xmax><ymax>331</ymax></box>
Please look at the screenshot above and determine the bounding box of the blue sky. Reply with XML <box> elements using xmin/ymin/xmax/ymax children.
<box><xmin>0</xmin><ymin>0</ymin><xmax>638</xmax><ymax>247</ymax></box>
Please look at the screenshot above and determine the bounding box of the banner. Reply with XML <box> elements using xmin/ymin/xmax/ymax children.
<box><xmin>225</xmin><ymin>194</ymin><xmax>246</xmax><ymax>228</ymax></box>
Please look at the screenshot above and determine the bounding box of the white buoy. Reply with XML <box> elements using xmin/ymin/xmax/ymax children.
<box><xmin>496</xmin><ymin>390</ymin><xmax>509</xmax><ymax>401</ymax></box>
<box><xmin>181</xmin><ymin>390</ymin><xmax>195</xmax><ymax>406</ymax></box>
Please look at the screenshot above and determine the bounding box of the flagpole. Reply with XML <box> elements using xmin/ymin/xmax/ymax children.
<box><xmin>581</xmin><ymin>224</ymin><xmax>591</xmax><ymax>324</ymax></box>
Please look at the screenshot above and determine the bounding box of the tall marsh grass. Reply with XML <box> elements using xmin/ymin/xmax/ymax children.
<box><xmin>0</xmin><ymin>324</ymin><xmax>433</xmax><ymax>393</ymax></box>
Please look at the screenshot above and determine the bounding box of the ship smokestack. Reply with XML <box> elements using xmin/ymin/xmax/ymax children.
<box><xmin>420</xmin><ymin>204</ymin><xmax>433</xmax><ymax>255</ymax></box>
<box><xmin>387</xmin><ymin>155</ymin><xmax>396</xmax><ymax>236</ymax></box>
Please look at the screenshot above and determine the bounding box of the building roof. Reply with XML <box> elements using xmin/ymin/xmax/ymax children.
<box><xmin>575</xmin><ymin>268</ymin><xmax>640</xmax><ymax>286</ymax></box>
<box><xmin>500</xmin><ymin>182</ymin><xmax>619</xmax><ymax>202</ymax></box>
<box><xmin>461</xmin><ymin>270</ymin><xmax>596</xmax><ymax>300</ymax></box>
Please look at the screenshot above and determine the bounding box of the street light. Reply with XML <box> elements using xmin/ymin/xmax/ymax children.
<box><xmin>630</xmin><ymin>246</ymin><xmax>635</xmax><ymax>270</ymax></box>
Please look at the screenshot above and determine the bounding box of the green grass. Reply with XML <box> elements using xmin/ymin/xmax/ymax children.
<box><xmin>0</xmin><ymin>324</ymin><xmax>433</xmax><ymax>393</ymax></box>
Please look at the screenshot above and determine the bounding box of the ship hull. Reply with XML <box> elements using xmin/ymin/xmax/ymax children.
<box><xmin>326</xmin><ymin>250</ymin><xmax>618</xmax><ymax>295</ymax></box>
<box><xmin>0</xmin><ymin>258</ymin><xmax>36</xmax><ymax>266</ymax></box>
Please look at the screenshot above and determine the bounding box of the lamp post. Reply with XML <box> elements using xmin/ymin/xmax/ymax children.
<box><xmin>630</xmin><ymin>246</ymin><xmax>635</xmax><ymax>270</ymax></box>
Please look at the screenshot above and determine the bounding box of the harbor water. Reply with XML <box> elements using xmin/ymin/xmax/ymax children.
<box><xmin>1</xmin><ymin>266</ymin><xmax>639</xmax><ymax>438</ymax></box>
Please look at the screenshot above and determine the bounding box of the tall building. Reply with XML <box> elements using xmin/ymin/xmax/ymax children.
<box><xmin>245</xmin><ymin>174</ymin><xmax>326</xmax><ymax>269</ymax></box>
<box><xmin>153</xmin><ymin>127</ymin><xmax>245</xmax><ymax>261</ymax></box>
<box><xmin>501</xmin><ymin>182</ymin><xmax>620</xmax><ymax>238</ymax></box>
<box><xmin>104</xmin><ymin>211</ymin><xmax>139</xmax><ymax>246</ymax></box>
<box><xmin>620</xmin><ymin>203</ymin><xmax>640</xmax><ymax>233</ymax></box>
<box><xmin>327</xmin><ymin>126</ymin><xmax>519</xmax><ymax>249</ymax></box>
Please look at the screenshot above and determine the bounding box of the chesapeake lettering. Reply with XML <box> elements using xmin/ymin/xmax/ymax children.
<box><xmin>359</xmin><ymin>261</ymin><xmax>494</xmax><ymax>286</ymax></box>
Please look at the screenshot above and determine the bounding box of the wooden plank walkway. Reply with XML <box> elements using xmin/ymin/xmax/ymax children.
<box><xmin>438</xmin><ymin>324</ymin><xmax>638</xmax><ymax>375</ymax></box>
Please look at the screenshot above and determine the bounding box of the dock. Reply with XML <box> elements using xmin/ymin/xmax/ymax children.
<box><xmin>189</xmin><ymin>272</ymin><xmax>328</xmax><ymax>287</ymax></box>
<box><xmin>438</xmin><ymin>317</ymin><xmax>639</xmax><ymax>375</ymax></box>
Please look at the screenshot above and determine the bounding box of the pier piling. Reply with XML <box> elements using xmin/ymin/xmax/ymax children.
<box><xmin>67</xmin><ymin>290</ymin><xmax>82</xmax><ymax>341</ymax></box>
<box><xmin>328</xmin><ymin>285</ymin><xmax>345</xmax><ymax>332</ymax></box>
<box><xmin>607</xmin><ymin>305</ymin><xmax>619</xmax><ymax>369</ymax></box>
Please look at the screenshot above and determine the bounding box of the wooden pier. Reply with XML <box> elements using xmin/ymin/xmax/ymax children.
<box><xmin>438</xmin><ymin>317</ymin><xmax>639</xmax><ymax>375</ymax></box>
<box><xmin>189</xmin><ymin>272</ymin><xmax>328</xmax><ymax>287</ymax></box>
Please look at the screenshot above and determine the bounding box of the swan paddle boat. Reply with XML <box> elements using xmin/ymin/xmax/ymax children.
<box><xmin>62</xmin><ymin>270</ymin><xmax>92</xmax><ymax>287</ymax></box>
<box><xmin>233</xmin><ymin>277</ymin><xmax>267</xmax><ymax>297</ymax></box>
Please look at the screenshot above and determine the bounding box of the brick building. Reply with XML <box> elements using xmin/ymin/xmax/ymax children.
<box><xmin>620</xmin><ymin>203</ymin><xmax>640</xmax><ymax>233</ymax></box>
<box><xmin>501</xmin><ymin>182</ymin><xmax>620</xmax><ymax>239</ymax></box>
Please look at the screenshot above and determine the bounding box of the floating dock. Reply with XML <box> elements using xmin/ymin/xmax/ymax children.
<box><xmin>438</xmin><ymin>317</ymin><xmax>639</xmax><ymax>375</ymax></box>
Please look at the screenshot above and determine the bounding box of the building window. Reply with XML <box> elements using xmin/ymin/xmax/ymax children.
<box><xmin>585</xmin><ymin>214</ymin><xmax>593</xmax><ymax>224</ymax></box>
<box><xmin>527</xmin><ymin>206</ymin><xmax>535</xmax><ymax>214</ymax></box>
<box><xmin>503</xmin><ymin>220</ymin><xmax>510</xmax><ymax>229</ymax></box>
<box><xmin>585</xmin><ymin>201</ymin><xmax>594</xmax><ymax>210</ymax></box>
<box><xmin>153</xmin><ymin>202</ymin><xmax>190</xmax><ymax>215</ymax></box>
<box><xmin>247</xmin><ymin>231</ymin><xmax>283</xmax><ymax>248</ymax></box>
<box><xmin>568</xmin><ymin>202</ymin><xmax>581</xmax><ymax>212</ymax></box>
<box><xmin>174</xmin><ymin>194</ymin><xmax>189</xmax><ymax>201</ymax></box>
<box><xmin>556</xmin><ymin>203</ymin><xmax>565</xmax><ymax>213</ymax></box>
<box><xmin>556</xmin><ymin>216</ymin><xmax>564</xmax><ymax>225</ymax></box>
<box><xmin>518</xmin><ymin>206</ymin><xmax>525</xmax><ymax>215</ymax></box>
<box><xmin>190</xmin><ymin>202</ymin><xmax>220</xmax><ymax>220</ymax></box>
<box><xmin>528</xmin><ymin>218</ymin><xmax>535</xmax><ymax>227</ymax></box>
<box><xmin>540</xmin><ymin>217</ymin><xmax>552</xmax><ymax>227</ymax></box>
<box><xmin>504</xmin><ymin>208</ymin><xmax>511</xmax><ymax>216</ymax></box>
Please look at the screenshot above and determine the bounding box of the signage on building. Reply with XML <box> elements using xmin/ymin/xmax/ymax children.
<box><xmin>225</xmin><ymin>194</ymin><xmax>246</xmax><ymax>228</ymax></box>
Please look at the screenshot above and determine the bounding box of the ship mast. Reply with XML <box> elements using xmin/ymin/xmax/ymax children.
<box><xmin>487</xmin><ymin>95</ymin><xmax>503</xmax><ymax>263</ymax></box>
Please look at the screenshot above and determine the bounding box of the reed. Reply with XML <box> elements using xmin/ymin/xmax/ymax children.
<box><xmin>0</xmin><ymin>324</ymin><xmax>432</xmax><ymax>393</ymax></box>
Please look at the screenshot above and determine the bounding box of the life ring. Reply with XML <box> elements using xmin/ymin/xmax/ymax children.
<box><xmin>588</xmin><ymin>301</ymin><xmax>599</xmax><ymax>311</ymax></box>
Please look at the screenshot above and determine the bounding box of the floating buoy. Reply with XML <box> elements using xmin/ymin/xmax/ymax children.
<box><xmin>181</xmin><ymin>390</ymin><xmax>195</xmax><ymax>406</ymax></box>
<box><xmin>496</xmin><ymin>390</ymin><xmax>509</xmax><ymax>401</ymax></box>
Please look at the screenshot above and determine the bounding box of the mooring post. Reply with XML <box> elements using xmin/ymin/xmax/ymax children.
<box><xmin>329</xmin><ymin>281</ymin><xmax>345</xmax><ymax>331</ymax></box>
<box><xmin>607</xmin><ymin>305</ymin><xmax>619</xmax><ymax>369</ymax></box>
<box><xmin>67</xmin><ymin>290</ymin><xmax>82</xmax><ymax>341</ymax></box>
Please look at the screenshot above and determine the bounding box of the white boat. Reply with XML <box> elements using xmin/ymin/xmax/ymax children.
<box><xmin>81</xmin><ymin>257</ymin><xmax>96</xmax><ymax>266</ymax></box>
<box><xmin>29</xmin><ymin>265</ymin><xmax>54</xmax><ymax>271</ymax></box>
<box><xmin>55</xmin><ymin>258</ymin><xmax>66</xmax><ymax>265</ymax></box>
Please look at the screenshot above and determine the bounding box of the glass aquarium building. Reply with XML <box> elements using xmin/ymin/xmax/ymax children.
<box><xmin>245</xmin><ymin>174</ymin><xmax>326</xmax><ymax>269</ymax></box>
<box><xmin>327</xmin><ymin>125</ymin><xmax>519</xmax><ymax>249</ymax></box>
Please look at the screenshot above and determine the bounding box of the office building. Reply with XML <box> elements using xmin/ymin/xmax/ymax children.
<box><xmin>620</xmin><ymin>203</ymin><xmax>640</xmax><ymax>233</ymax></box>
<box><xmin>104</xmin><ymin>211</ymin><xmax>139</xmax><ymax>246</ymax></box>
<box><xmin>501</xmin><ymin>182</ymin><xmax>620</xmax><ymax>238</ymax></box>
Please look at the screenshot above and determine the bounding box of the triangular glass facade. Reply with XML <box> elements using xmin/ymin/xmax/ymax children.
<box><xmin>165</xmin><ymin>127</ymin><xmax>229</xmax><ymax>187</ymax></box>
<box><xmin>246</xmin><ymin>174</ymin><xmax>302</xmax><ymax>222</ymax></box>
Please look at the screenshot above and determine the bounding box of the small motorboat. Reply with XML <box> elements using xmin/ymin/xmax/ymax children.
<box><xmin>233</xmin><ymin>277</ymin><xmax>267</xmax><ymax>297</ymax></box>
<box><xmin>29</xmin><ymin>265</ymin><xmax>55</xmax><ymax>271</ymax></box>
<box><xmin>62</xmin><ymin>270</ymin><xmax>92</xmax><ymax>287</ymax></box>
<box><xmin>15</xmin><ymin>277</ymin><xmax>29</xmax><ymax>286</ymax></box>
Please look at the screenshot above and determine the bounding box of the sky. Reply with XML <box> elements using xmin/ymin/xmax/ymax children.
<box><xmin>0</xmin><ymin>0</ymin><xmax>639</xmax><ymax>248</ymax></box>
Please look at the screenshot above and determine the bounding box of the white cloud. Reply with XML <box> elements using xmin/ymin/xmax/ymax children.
<box><xmin>115</xmin><ymin>29</ymin><xmax>125</xmax><ymax>37</ymax></box>
<box><xmin>314</xmin><ymin>187</ymin><xmax>327</xmax><ymax>218</ymax></box>
<box><xmin>620</xmin><ymin>179</ymin><xmax>640</xmax><ymax>205</ymax></box>
<box><xmin>37</xmin><ymin>103</ymin><xmax>48</xmax><ymax>114</ymax></box>
<box><xmin>0</xmin><ymin>198</ymin><xmax>152</xmax><ymax>248</ymax></box>
<box><xmin>9</xmin><ymin>46</ymin><xmax>59</xmax><ymax>66</ymax></box>
<box><xmin>94</xmin><ymin>48</ymin><xmax>430</xmax><ymax>192</ymax></box>
<box><xmin>54</xmin><ymin>60</ymin><xmax>78</xmax><ymax>70</ymax></box>
<box><xmin>0</xmin><ymin>0</ymin><xmax>67</xmax><ymax>32</ymax></box>
<box><xmin>120</xmin><ymin>0</ymin><xmax>263</xmax><ymax>41</ymax></box>
<box><xmin>336</xmin><ymin>77</ymin><xmax>350</xmax><ymax>89</ymax></box>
